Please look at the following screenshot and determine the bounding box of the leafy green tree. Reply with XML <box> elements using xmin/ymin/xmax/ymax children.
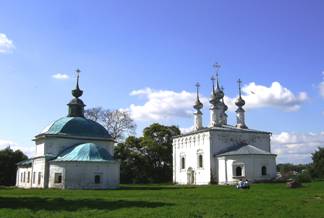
<box><xmin>310</xmin><ymin>147</ymin><xmax>324</xmax><ymax>179</ymax></box>
<box><xmin>114</xmin><ymin>123</ymin><xmax>180</xmax><ymax>183</ymax></box>
<box><xmin>115</xmin><ymin>136</ymin><xmax>151</xmax><ymax>183</ymax></box>
<box><xmin>0</xmin><ymin>147</ymin><xmax>27</xmax><ymax>186</ymax></box>
<box><xmin>142</xmin><ymin>124</ymin><xmax>180</xmax><ymax>182</ymax></box>
<box><xmin>277</xmin><ymin>163</ymin><xmax>309</xmax><ymax>177</ymax></box>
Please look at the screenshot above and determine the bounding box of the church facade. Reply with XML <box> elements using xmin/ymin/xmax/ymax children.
<box><xmin>172</xmin><ymin>66</ymin><xmax>276</xmax><ymax>185</ymax></box>
<box><xmin>16</xmin><ymin>71</ymin><xmax>120</xmax><ymax>189</ymax></box>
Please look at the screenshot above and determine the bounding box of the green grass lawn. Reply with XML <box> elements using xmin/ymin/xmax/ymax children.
<box><xmin>0</xmin><ymin>182</ymin><xmax>324</xmax><ymax>218</ymax></box>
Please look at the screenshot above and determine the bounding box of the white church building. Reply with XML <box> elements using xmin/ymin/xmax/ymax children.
<box><xmin>16</xmin><ymin>70</ymin><xmax>120</xmax><ymax>189</ymax></box>
<box><xmin>172</xmin><ymin>66</ymin><xmax>277</xmax><ymax>185</ymax></box>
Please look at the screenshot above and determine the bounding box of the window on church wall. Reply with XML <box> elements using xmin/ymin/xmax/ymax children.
<box><xmin>236</xmin><ymin>166</ymin><xmax>242</xmax><ymax>176</ymax></box>
<box><xmin>27</xmin><ymin>172</ymin><xmax>30</xmax><ymax>183</ymax></box>
<box><xmin>23</xmin><ymin>172</ymin><xmax>26</xmax><ymax>182</ymax></box>
<box><xmin>54</xmin><ymin>173</ymin><xmax>62</xmax><ymax>184</ymax></box>
<box><xmin>38</xmin><ymin>172</ymin><xmax>41</xmax><ymax>185</ymax></box>
<box><xmin>20</xmin><ymin>172</ymin><xmax>23</xmax><ymax>182</ymax></box>
<box><xmin>181</xmin><ymin>157</ymin><xmax>185</xmax><ymax>169</ymax></box>
<box><xmin>198</xmin><ymin>155</ymin><xmax>203</xmax><ymax>168</ymax></box>
<box><xmin>262</xmin><ymin>166</ymin><xmax>267</xmax><ymax>176</ymax></box>
<box><xmin>94</xmin><ymin>175</ymin><xmax>101</xmax><ymax>184</ymax></box>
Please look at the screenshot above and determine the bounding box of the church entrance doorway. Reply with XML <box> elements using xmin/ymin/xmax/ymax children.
<box><xmin>187</xmin><ymin>167</ymin><xmax>195</xmax><ymax>185</ymax></box>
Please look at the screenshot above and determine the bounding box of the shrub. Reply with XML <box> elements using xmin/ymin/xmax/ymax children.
<box><xmin>294</xmin><ymin>171</ymin><xmax>312</xmax><ymax>183</ymax></box>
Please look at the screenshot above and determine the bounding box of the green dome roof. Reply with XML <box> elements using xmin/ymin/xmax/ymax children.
<box><xmin>54</xmin><ymin>143</ymin><xmax>113</xmax><ymax>162</ymax></box>
<box><xmin>42</xmin><ymin>117</ymin><xmax>112</xmax><ymax>139</ymax></box>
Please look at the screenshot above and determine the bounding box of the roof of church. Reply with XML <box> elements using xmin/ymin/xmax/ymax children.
<box><xmin>173</xmin><ymin>125</ymin><xmax>271</xmax><ymax>138</ymax></box>
<box><xmin>38</xmin><ymin>116</ymin><xmax>112</xmax><ymax>139</ymax></box>
<box><xmin>53</xmin><ymin>143</ymin><xmax>114</xmax><ymax>162</ymax></box>
<box><xmin>35</xmin><ymin>70</ymin><xmax>113</xmax><ymax>141</ymax></box>
<box><xmin>217</xmin><ymin>144</ymin><xmax>276</xmax><ymax>156</ymax></box>
<box><xmin>17</xmin><ymin>155</ymin><xmax>56</xmax><ymax>166</ymax></box>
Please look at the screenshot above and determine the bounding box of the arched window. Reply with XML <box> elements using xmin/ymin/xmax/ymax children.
<box><xmin>198</xmin><ymin>155</ymin><xmax>203</xmax><ymax>168</ymax></box>
<box><xmin>236</xmin><ymin>166</ymin><xmax>242</xmax><ymax>176</ymax></box>
<box><xmin>262</xmin><ymin>166</ymin><xmax>267</xmax><ymax>176</ymax></box>
<box><xmin>181</xmin><ymin>157</ymin><xmax>185</xmax><ymax>169</ymax></box>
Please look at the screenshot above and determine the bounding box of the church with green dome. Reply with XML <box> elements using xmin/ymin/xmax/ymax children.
<box><xmin>16</xmin><ymin>70</ymin><xmax>120</xmax><ymax>189</ymax></box>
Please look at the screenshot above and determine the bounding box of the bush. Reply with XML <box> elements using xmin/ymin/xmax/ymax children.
<box><xmin>294</xmin><ymin>171</ymin><xmax>312</xmax><ymax>183</ymax></box>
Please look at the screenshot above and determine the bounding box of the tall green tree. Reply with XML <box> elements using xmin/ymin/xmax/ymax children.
<box><xmin>0</xmin><ymin>147</ymin><xmax>27</xmax><ymax>186</ymax></box>
<box><xmin>85</xmin><ymin>107</ymin><xmax>136</xmax><ymax>142</ymax></box>
<box><xmin>310</xmin><ymin>147</ymin><xmax>324</xmax><ymax>179</ymax></box>
<box><xmin>114</xmin><ymin>123</ymin><xmax>180</xmax><ymax>183</ymax></box>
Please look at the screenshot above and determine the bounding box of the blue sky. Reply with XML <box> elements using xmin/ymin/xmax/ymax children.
<box><xmin>0</xmin><ymin>0</ymin><xmax>323</xmax><ymax>163</ymax></box>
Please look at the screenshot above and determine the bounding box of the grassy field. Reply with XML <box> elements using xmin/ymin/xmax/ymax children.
<box><xmin>0</xmin><ymin>182</ymin><xmax>324</xmax><ymax>218</ymax></box>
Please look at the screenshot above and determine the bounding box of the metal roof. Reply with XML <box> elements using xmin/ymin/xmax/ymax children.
<box><xmin>53</xmin><ymin>143</ymin><xmax>114</xmax><ymax>162</ymax></box>
<box><xmin>39</xmin><ymin>117</ymin><xmax>112</xmax><ymax>139</ymax></box>
<box><xmin>217</xmin><ymin>144</ymin><xmax>276</xmax><ymax>156</ymax></box>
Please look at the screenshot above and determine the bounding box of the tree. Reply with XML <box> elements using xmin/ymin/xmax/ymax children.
<box><xmin>0</xmin><ymin>147</ymin><xmax>27</xmax><ymax>186</ymax></box>
<box><xmin>114</xmin><ymin>136</ymin><xmax>151</xmax><ymax>183</ymax></box>
<box><xmin>141</xmin><ymin>124</ymin><xmax>180</xmax><ymax>182</ymax></box>
<box><xmin>310</xmin><ymin>147</ymin><xmax>324</xmax><ymax>179</ymax></box>
<box><xmin>85</xmin><ymin>107</ymin><xmax>136</xmax><ymax>141</ymax></box>
<box><xmin>114</xmin><ymin>123</ymin><xmax>180</xmax><ymax>183</ymax></box>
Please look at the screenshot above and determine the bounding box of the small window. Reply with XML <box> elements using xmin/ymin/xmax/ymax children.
<box><xmin>262</xmin><ymin>166</ymin><xmax>267</xmax><ymax>176</ymax></box>
<box><xmin>27</xmin><ymin>172</ymin><xmax>30</xmax><ymax>183</ymax></box>
<box><xmin>20</xmin><ymin>172</ymin><xmax>23</xmax><ymax>182</ymax></box>
<box><xmin>181</xmin><ymin>157</ymin><xmax>185</xmax><ymax>169</ymax></box>
<box><xmin>94</xmin><ymin>175</ymin><xmax>101</xmax><ymax>184</ymax></box>
<box><xmin>38</xmin><ymin>172</ymin><xmax>41</xmax><ymax>185</ymax></box>
<box><xmin>236</xmin><ymin>166</ymin><xmax>242</xmax><ymax>176</ymax></box>
<box><xmin>198</xmin><ymin>155</ymin><xmax>203</xmax><ymax>168</ymax></box>
<box><xmin>33</xmin><ymin>172</ymin><xmax>36</xmax><ymax>184</ymax></box>
<box><xmin>23</xmin><ymin>172</ymin><xmax>26</xmax><ymax>182</ymax></box>
<box><xmin>54</xmin><ymin>173</ymin><xmax>62</xmax><ymax>183</ymax></box>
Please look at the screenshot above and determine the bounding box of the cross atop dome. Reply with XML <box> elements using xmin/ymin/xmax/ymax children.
<box><xmin>68</xmin><ymin>68</ymin><xmax>86</xmax><ymax>117</ymax></box>
<box><xmin>237</xmin><ymin>78</ymin><xmax>242</xmax><ymax>97</ymax></box>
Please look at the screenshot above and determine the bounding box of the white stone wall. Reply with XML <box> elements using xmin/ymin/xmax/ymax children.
<box><xmin>35</xmin><ymin>138</ymin><xmax>45</xmax><ymax>157</ymax></box>
<box><xmin>217</xmin><ymin>154</ymin><xmax>277</xmax><ymax>185</ymax></box>
<box><xmin>173</xmin><ymin>132</ymin><xmax>211</xmax><ymax>185</ymax></box>
<box><xmin>209</xmin><ymin>130</ymin><xmax>271</xmax><ymax>182</ymax></box>
<box><xmin>30</xmin><ymin>158</ymin><xmax>47</xmax><ymax>188</ymax></box>
<box><xmin>210</xmin><ymin>130</ymin><xmax>271</xmax><ymax>155</ymax></box>
<box><xmin>35</xmin><ymin>137</ymin><xmax>114</xmax><ymax>157</ymax></box>
<box><xmin>48</xmin><ymin>161</ymin><xmax>120</xmax><ymax>189</ymax></box>
<box><xmin>16</xmin><ymin>167</ymin><xmax>32</xmax><ymax>188</ymax></box>
<box><xmin>16</xmin><ymin>157</ymin><xmax>47</xmax><ymax>188</ymax></box>
<box><xmin>173</xmin><ymin>128</ymin><xmax>274</xmax><ymax>185</ymax></box>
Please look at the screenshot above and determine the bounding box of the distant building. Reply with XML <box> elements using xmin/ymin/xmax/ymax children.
<box><xmin>172</xmin><ymin>65</ymin><xmax>276</xmax><ymax>185</ymax></box>
<box><xmin>16</xmin><ymin>70</ymin><xmax>120</xmax><ymax>189</ymax></box>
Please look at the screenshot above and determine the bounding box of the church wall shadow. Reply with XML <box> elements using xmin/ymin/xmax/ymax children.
<box><xmin>118</xmin><ymin>185</ymin><xmax>197</xmax><ymax>191</ymax></box>
<box><xmin>0</xmin><ymin>197</ymin><xmax>173</xmax><ymax>212</ymax></box>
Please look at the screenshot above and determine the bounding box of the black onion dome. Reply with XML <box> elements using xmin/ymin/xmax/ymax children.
<box><xmin>235</xmin><ymin>96</ymin><xmax>245</xmax><ymax>107</ymax></box>
<box><xmin>194</xmin><ymin>99</ymin><xmax>203</xmax><ymax>110</ymax></box>
<box><xmin>215</xmin><ymin>87</ymin><xmax>224</xmax><ymax>100</ymax></box>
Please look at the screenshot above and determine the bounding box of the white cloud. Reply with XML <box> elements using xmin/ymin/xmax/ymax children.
<box><xmin>0</xmin><ymin>139</ymin><xmax>33</xmax><ymax>157</ymax></box>
<box><xmin>319</xmin><ymin>72</ymin><xmax>324</xmax><ymax>98</ymax></box>
<box><xmin>127</xmin><ymin>82</ymin><xmax>307</xmax><ymax>122</ymax></box>
<box><xmin>225</xmin><ymin>82</ymin><xmax>308</xmax><ymax>112</ymax></box>
<box><xmin>0</xmin><ymin>33</ymin><xmax>15</xmax><ymax>53</ymax></box>
<box><xmin>272</xmin><ymin>132</ymin><xmax>324</xmax><ymax>164</ymax></box>
<box><xmin>128</xmin><ymin>88</ymin><xmax>208</xmax><ymax>121</ymax></box>
<box><xmin>180</xmin><ymin>125</ymin><xmax>194</xmax><ymax>134</ymax></box>
<box><xmin>52</xmin><ymin>73</ymin><xmax>69</xmax><ymax>80</ymax></box>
